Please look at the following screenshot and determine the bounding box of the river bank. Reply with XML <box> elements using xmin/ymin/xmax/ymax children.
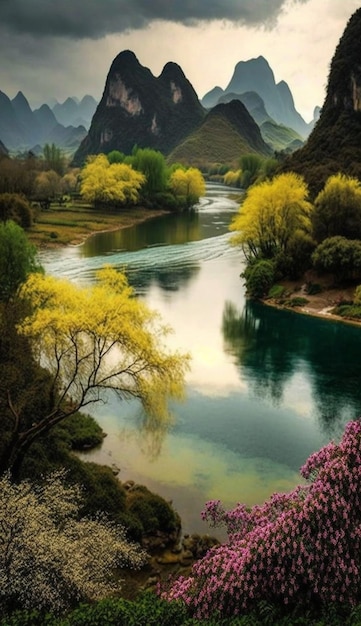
<box><xmin>263</xmin><ymin>271</ymin><xmax>361</xmax><ymax>327</ymax></box>
<box><xmin>28</xmin><ymin>201</ymin><xmax>168</xmax><ymax>248</ymax></box>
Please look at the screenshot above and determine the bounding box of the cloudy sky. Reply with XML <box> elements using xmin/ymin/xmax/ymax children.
<box><xmin>0</xmin><ymin>0</ymin><xmax>359</xmax><ymax>122</ymax></box>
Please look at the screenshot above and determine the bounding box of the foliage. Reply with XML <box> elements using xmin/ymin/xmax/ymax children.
<box><xmin>223</xmin><ymin>169</ymin><xmax>241</xmax><ymax>187</ymax></box>
<box><xmin>0</xmin><ymin>193</ymin><xmax>33</xmax><ymax>228</ymax></box>
<box><xmin>268</xmin><ymin>284</ymin><xmax>286</xmax><ymax>299</ymax></box>
<box><xmin>131</xmin><ymin>148</ymin><xmax>168</xmax><ymax>195</ymax></box>
<box><xmin>284</xmin><ymin>296</ymin><xmax>309</xmax><ymax>308</ymax></box>
<box><xmin>0</xmin><ymin>220</ymin><xmax>41</xmax><ymax>302</ymax></box>
<box><xmin>239</xmin><ymin>154</ymin><xmax>264</xmax><ymax>189</ymax></box>
<box><xmin>312</xmin><ymin>236</ymin><xmax>361</xmax><ymax>281</ymax></box>
<box><xmin>169</xmin><ymin>167</ymin><xmax>205</xmax><ymax>207</ymax></box>
<box><xmin>80</xmin><ymin>154</ymin><xmax>145</xmax><ymax>207</ymax></box>
<box><xmin>43</xmin><ymin>144</ymin><xmax>66</xmax><ymax>176</ymax></box>
<box><xmin>230</xmin><ymin>172</ymin><xmax>313</xmax><ymax>265</ymax></box>
<box><xmin>126</xmin><ymin>485</ymin><xmax>178</xmax><ymax>535</ymax></box>
<box><xmin>312</xmin><ymin>173</ymin><xmax>361</xmax><ymax>242</ymax></box>
<box><xmin>163</xmin><ymin>420</ymin><xmax>361</xmax><ymax>620</ymax></box>
<box><xmin>34</xmin><ymin>170</ymin><xmax>62</xmax><ymax>208</ymax></box>
<box><xmin>242</xmin><ymin>260</ymin><xmax>275</xmax><ymax>298</ymax></box>
<box><xmin>0</xmin><ymin>265</ymin><xmax>189</xmax><ymax>473</ymax></box>
<box><xmin>0</xmin><ymin>471</ymin><xmax>146</xmax><ymax>615</ymax></box>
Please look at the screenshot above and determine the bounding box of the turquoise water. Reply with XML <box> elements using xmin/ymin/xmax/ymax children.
<box><xmin>40</xmin><ymin>184</ymin><xmax>361</xmax><ymax>534</ymax></box>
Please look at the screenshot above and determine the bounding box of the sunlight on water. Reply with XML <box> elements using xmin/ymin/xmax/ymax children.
<box><xmin>41</xmin><ymin>183</ymin><xmax>361</xmax><ymax>534</ymax></box>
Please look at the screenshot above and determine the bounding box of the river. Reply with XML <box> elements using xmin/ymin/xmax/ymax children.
<box><xmin>40</xmin><ymin>183</ymin><xmax>361</xmax><ymax>535</ymax></box>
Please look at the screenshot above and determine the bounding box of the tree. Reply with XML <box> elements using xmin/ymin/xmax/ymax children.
<box><xmin>230</xmin><ymin>172</ymin><xmax>313</xmax><ymax>263</ymax></box>
<box><xmin>131</xmin><ymin>148</ymin><xmax>168</xmax><ymax>195</ymax></box>
<box><xmin>43</xmin><ymin>143</ymin><xmax>65</xmax><ymax>176</ymax></box>
<box><xmin>164</xmin><ymin>420</ymin><xmax>361</xmax><ymax>619</ymax></box>
<box><xmin>80</xmin><ymin>154</ymin><xmax>145</xmax><ymax>207</ymax></box>
<box><xmin>0</xmin><ymin>470</ymin><xmax>146</xmax><ymax>614</ymax></box>
<box><xmin>0</xmin><ymin>221</ymin><xmax>41</xmax><ymax>302</ymax></box>
<box><xmin>34</xmin><ymin>170</ymin><xmax>61</xmax><ymax>209</ymax></box>
<box><xmin>0</xmin><ymin>193</ymin><xmax>33</xmax><ymax>228</ymax></box>
<box><xmin>1</xmin><ymin>266</ymin><xmax>189</xmax><ymax>473</ymax></box>
<box><xmin>239</xmin><ymin>153</ymin><xmax>265</xmax><ymax>189</ymax></box>
<box><xmin>312</xmin><ymin>173</ymin><xmax>361</xmax><ymax>242</ymax></box>
<box><xmin>169</xmin><ymin>167</ymin><xmax>205</xmax><ymax>207</ymax></box>
<box><xmin>312</xmin><ymin>236</ymin><xmax>361</xmax><ymax>281</ymax></box>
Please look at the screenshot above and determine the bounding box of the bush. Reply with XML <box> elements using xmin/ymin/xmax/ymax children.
<box><xmin>164</xmin><ymin>420</ymin><xmax>361</xmax><ymax>620</ymax></box>
<box><xmin>243</xmin><ymin>260</ymin><xmax>275</xmax><ymax>298</ymax></box>
<box><xmin>268</xmin><ymin>284</ymin><xmax>286</xmax><ymax>299</ymax></box>
<box><xmin>127</xmin><ymin>485</ymin><xmax>178</xmax><ymax>535</ymax></box>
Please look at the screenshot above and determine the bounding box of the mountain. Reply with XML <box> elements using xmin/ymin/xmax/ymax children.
<box><xmin>282</xmin><ymin>7</ymin><xmax>361</xmax><ymax>195</ymax></box>
<box><xmin>0</xmin><ymin>92</ymin><xmax>87</xmax><ymax>152</ymax></box>
<box><xmin>202</xmin><ymin>56</ymin><xmax>311</xmax><ymax>138</ymax></box>
<box><xmin>168</xmin><ymin>99</ymin><xmax>272</xmax><ymax>168</ymax></box>
<box><xmin>73</xmin><ymin>50</ymin><xmax>205</xmax><ymax>165</ymax></box>
<box><xmin>0</xmin><ymin>139</ymin><xmax>8</xmax><ymax>155</ymax></box>
<box><xmin>216</xmin><ymin>91</ymin><xmax>303</xmax><ymax>152</ymax></box>
<box><xmin>52</xmin><ymin>95</ymin><xmax>97</xmax><ymax>129</ymax></box>
<box><xmin>0</xmin><ymin>91</ymin><xmax>27</xmax><ymax>147</ymax></box>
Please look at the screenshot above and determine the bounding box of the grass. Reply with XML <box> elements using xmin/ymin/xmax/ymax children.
<box><xmin>28</xmin><ymin>201</ymin><xmax>167</xmax><ymax>247</ymax></box>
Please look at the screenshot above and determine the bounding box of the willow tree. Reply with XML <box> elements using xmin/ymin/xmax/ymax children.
<box><xmin>80</xmin><ymin>154</ymin><xmax>145</xmax><ymax>207</ymax></box>
<box><xmin>1</xmin><ymin>266</ymin><xmax>189</xmax><ymax>473</ymax></box>
<box><xmin>169</xmin><ymin>167</ymin><xmax>205</xmax><ymax>207</ymax></box>
<box><xmin>230</xmin><ymin>172</ymin><xmax>313</xmax><ymax>262</ymax></box>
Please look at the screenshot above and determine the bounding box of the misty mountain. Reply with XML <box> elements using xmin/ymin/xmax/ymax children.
<box><xmin>73</xmin><ymin>50</ymin><xmax>205</xmax><ymax>165</ymax></box>
<box><xmin>202</xmin><ymin>56</ymin><xmax>313</xmax><ymax>138</ymax></box>
<box><xmin>0</xmin><ymin>91</ymin><xmax>87</xmax><ymax>152</ymax></box>
<box><xmin>52</xmin><ymin>95</ymin><xmax>97</xmax><ymax>129</ymax></box>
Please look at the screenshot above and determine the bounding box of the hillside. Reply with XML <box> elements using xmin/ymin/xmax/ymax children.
<box><xmin>282</xmin><ymin>7</ymin><xmax>361</xmax><ymax>195</ymax></box>
<box><xmin>168</xmin><ymin>99</ymin><xmax>271</xmax><ymax>168</ymax></box>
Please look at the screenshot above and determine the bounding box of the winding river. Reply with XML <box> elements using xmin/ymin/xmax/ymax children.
<box><xmin>40</xmin><ymin>183</ymin><xmax>361</xmax><ymax>535</ymax></box>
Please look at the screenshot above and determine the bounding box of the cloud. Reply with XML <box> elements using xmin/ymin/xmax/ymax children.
<box><xmin>0</xmin><ymin>0</ymin><xmax>310</xmax><ymax>39</ymax></box>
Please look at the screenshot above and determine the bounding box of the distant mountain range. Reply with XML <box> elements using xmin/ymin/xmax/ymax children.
<box><xmin>201</xmin><ymin>56</ymin><xmax>318</xmax><ymax>138</ymax></box>
<box><xmin>0</xmin><ymin>91</ymin><xmax>97</xmax><ymax>153</ymax></box>
<box><xmin>1</xmin><ymin>54</ymin><xmax>317</xmax><ymax>164</ymax></box>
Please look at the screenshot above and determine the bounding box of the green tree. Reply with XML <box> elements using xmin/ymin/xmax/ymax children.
<box><xmin>312</xmin><ymin>173</ymin><xmax>361</xmax><ymax>242</ymax></box>
<box><xmin>239</xmin><ymin>153</ymin><xmax>264</xmax><ymax>188</ymax></box>
<box><xmin>43</xmin><ymin>143</ymin><xmax>65</xmax><ymax>176</ymax></box>
<box><xmin>0</xmin><ymin>470</ymin><xmax>146</xmax><ymax>614</ymax></box>
<box><xmin>0</xmin><ymin>221</ymin><xmax>41</xmax><ymax>302</ymax></box>
<box><xmin>0</xmin><ymin>266</ymin><xmax>189</xmax><ymax>473</ymax></box>
<box><xmin>312</xmin><ymin>236</ymin><xmax>361</xmax><ymax>282</ymax></box>
<box><xmin>132</xmin><ymin>148</ymin><xmax>167</xmax><ymax>195</ymax></box>
<box><xmin>230</xmin><ymin>172</ymin><xmax>313</xmax><ymax>264</ymax></box>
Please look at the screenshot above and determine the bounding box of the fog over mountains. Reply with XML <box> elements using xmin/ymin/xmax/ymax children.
<box><xmin>0</xmin><ymin>92</ymin><xmax>97</xmax><ymax>152</ymax></box>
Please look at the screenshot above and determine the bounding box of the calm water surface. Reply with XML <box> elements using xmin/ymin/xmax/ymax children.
<box><xmin>40</xmin><ymin>184</ymin><xmax>361</xmax><ymax>534</ymax></box>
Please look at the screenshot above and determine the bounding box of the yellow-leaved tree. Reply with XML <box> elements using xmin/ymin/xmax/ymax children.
<box><xmin>169</xmin><ymin>167</ymin><xmax>205</xmax><ymax>207</ymax></box>
<box><xmin>230</xmin><ymin>172</ymin><xmax>313</xmax><ymax>261</ymax></box>
<box><xmin>80</xmin><ymin>154</ymin><xmax>145</xmax><ymax>207</ymax></box>
<box><xmin>2</xmin><ymin>266</ymin><xmax>189</xmax><ymax>473</ymax></box>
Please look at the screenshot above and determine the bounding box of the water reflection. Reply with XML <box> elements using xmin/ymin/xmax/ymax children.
<box><xmin>81</xmin><ymin>209</ymin><xmax>207</xmax><ymax>257</ymax></box>
<box><xmin>222</xmin><ymin>299</ymin><xmax>361</xmax><ymax>437</ymax></box>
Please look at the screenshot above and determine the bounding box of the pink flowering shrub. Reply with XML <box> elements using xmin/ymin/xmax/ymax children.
<box><xmin>163</xmin><ymin>420</ymin><xmax>361</xmax><ymax>619</ymax></box>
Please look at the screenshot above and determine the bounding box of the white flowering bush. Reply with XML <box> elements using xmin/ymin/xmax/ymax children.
<box><xmin>0</xmin><ymin>471</ymin><xmax>147</xmax><ymax>614</ymax></box>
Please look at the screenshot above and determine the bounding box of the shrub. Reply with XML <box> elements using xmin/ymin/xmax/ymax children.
<box><xmin>163</xmin><ymin>420</ymin><xmax>361</xmax><ymax>620</ymax></box>
<box><xmin>243</xmin><ymin>260</ymin><xmax>275</xmax><ymax>298</ymax></box>
<box><xmin>0</xmin><ymin>471</ymin><xmax>146</xmax><ymax>615</ymax></box>
<box><xmin>268</xmin><ymin>284</ymin><xmax>286</xmax><ymax>299</ymax></box>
